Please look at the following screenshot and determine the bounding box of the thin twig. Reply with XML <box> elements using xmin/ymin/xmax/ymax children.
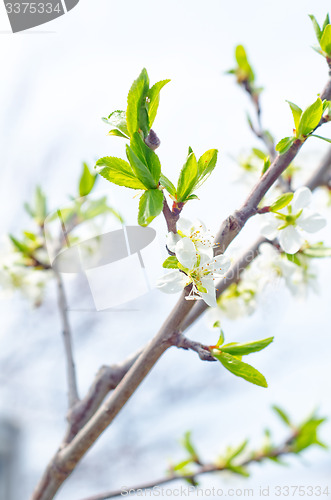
<box><xmin>173</xmin><ymin>332</ymin><xmax>216</xmax><ymax>361</ymax></box>
<box><xmin>77</xmin><ymin>431</ymin><xmax>298</xmax><ymax>500</ymax></box>
<box><xmin>54</xmin><ymin>268</ymin><xmax>79</xmax><ymax>409</ymax></box>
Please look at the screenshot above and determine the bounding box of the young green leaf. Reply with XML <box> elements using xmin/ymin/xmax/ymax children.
<box><xmin>96</xmin><ymin>156</ymin><xmax>146</xmax><ymax>190</ymax></box>
<box><xmin>195</xmin><ymin>149</ymin><xmax>218</xmax><ymax>189</ymax></box>
<box><xmin>286</xmin><ymin>101</ymin><xmax>302</xmax><ymax>134</ymax></box>
<box><xmin>310</xmin><ymin>134</ymin><xmax>331</xmax><ymax>144</ymax></box>
<box><xmin>34</xmin><ymin>186</ymin><xmax>47</xmax><ymax>224</ymax></box>
<box><xmin>130</xmin><ymin>132</ymin><xmax>161</xmax><ymax>184</ymax></box>
<box><xmin>79</xmin><ymin>163</ymin><xmax>97</xmax><ymax>197</ymax></box>
<box><xmin>102</xmin><ymin>110</ymin><xmax>130</xmax><ymax>139</ymax></box>
<box><xmin>323</xmin><ymin>13</ymin><xmax>330</xmax><ymax>31</ymax></box>
<box><xmin>126</xmin><ymin>68</ymin><xmax>150</xmax><ymax>137</ymax></box>
<box><xmin>235</xmin><ymin>45</ymin><xmax>254</xmax><ymax>82</ymax></box>
<box><xmin>275</xmin><ymin>137</ymin><xmax>295</xmax><ymax>154</ymax></box>
<box><xmin>292</xmin><ymin>416</ymin><xmax>327</xmax><ymax>453</ymax></box>
<box><xmin>126</xmin><ymin>145</ymin><xmax>158</xmax><ymax>189</ymax></box>
<box><xmin>252</xmin><ymin>148</ymin><xmax>267</xmax><ymax>160</ymax></box>
<box><xmin>163</xmin><ymin>256</ymin><xmax>179</xmax><ymax>269</ymax></box>
<box><xmin>9</xmin><ymin>235</ymin><xmax>30</xmax><ymax>255</ymax></box>
<box><xmin>138</xmin><ymin>189</ymin><xmax>164</xmax><ymax>226</ymax></box>
<box><xmin>320</xmin><ymin>24</ymin><xmax>331</xmax><ymax>55</ymax></box>
<box><xmin>272</xmin><ymin>405</ymin><xmax>292</xmax><ymax>427</ymax></box>
<box><xmin>309</xmin><ymin>14</ymin><xmax>322</xmax><ymax>42</ymax></box>
<box><xmin>270</xmin><ymin>193</ymin><xmax>294</xmax><ymax>212</ymax></box>
<box><xmin>262</xmin><ymin>157</ymin><xmax>271</xmax><ymax>175</ymax></box>
<box><xmin>227</xmin><ymin>465</ymin><xmax>250</xmax><ymax>477</ymax></box>
<box><xmin>302</xmin><ymin>244</ymin><xmax>331</xmax><ymax>257</ymax></box>
<box><xmin>225</xmin><ymin>440</ymin><xmax>248</xmax><ymax>463</ymax></box>
<box><xmin>298</xmin><ymin>97</ymin><xmax>323</xmax><ymax>137</ymax></box>
<box><xmin>146</xmin><ymin>79</ymin><xmax>171</xmax><ymax>128</ymax></box>
<box><xmin>181</xmin><ymin>431</ymin><xmax>200</xmax><ymax>462</ymax></box>
<box><xmin>177</xmin><ymin>152</ymin><xmax>198</xmax><ymax>202</ymax></box>
<box><xmin>214</xmin><ymin>352</ymin><xmax>268</xmax><ymax>388</ymax></box>
<box><xmin>221</xmin><ymin>337</ymin><xmax>274</xmax><ymax>356</ymax></box>
<box><xmin>159</xmin><ymin>173</ymin><xmax>176</xmax><ymax>197</ymax></box>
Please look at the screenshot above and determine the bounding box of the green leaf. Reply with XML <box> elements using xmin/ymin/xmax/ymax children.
<box><xmin>275</xmin><ymin>137</ymin><xmax>295</xmax><ymax>154</ymax></box>
<box><xmin>160</xmin><ymin>173</ymin><xmax>176</xmax><ymax>196</ymax></box>
<box><xmin>270</xmin><ymin>192</ymin><xmax>294</xmax><ymax>212</ymax></box>
<box><xmin>298</xmin><ymin>97</ymin><xmax>323</xmax><ymax>137</ymax></box>
<box><xmin>126</xmin><ymin>145</ymin><xmax>157</xmax><ymax>189</ymax></box>
<box><xmin>323</xmin><ymin>14</ymin><xmax>330</xmax><ymax>31</ymax></box>
<box><xmin>79</xmin><ymin>163</ymin><xmax>97</xmax><ymax>197</ymax></box>
<box><xmin>195</xmin><ymin>149</ymin><xmax>218</xmax><ymax>189</ymax></box>
<box><xmin>34</xmin><ymin>186</ymin><xmax>47</xmax><ymax>224</ymax></box>
<box><xmin>262</xmin><ymin>157</ymin><xmax>271</xmax><ymax>175</ymax></box>
<box><xmin>177</xmin><ymin>152</ymin><xmax>198</xmax><ymax>202</ymax></box>
<box><xmin>293</xmin><ymin>416</ymin><xmax>327</xmax><ymax>453</ymax></box>
<box><xmin>310</xmin><ymin>134</ymin><xmax>331</xmax><ymax>143</ymax></box>
<box><xmin>286</xmin><ymin>253</ymin><xmax>302</xmax><ymax>266</ymax></box>
<box><xmin>126</xmin><ymin>68</ymin><xmax>150</xmax><ymax>137</ymax></box>
<box><xmin>24</xmin><ymin>202</ymin><xmax>35</xmax><ymax>218</ymax></box>
<box><xmin>235</xmin><ymin>45</ymin><xmax>254</xmax><ymax>82</ymax></box>
<box><xmin>302</xmin><ymin>244</ymin><xmax>331</xmax><ymax>258</ymax></box>
<box><xmin>252</xmin><ymin>148</ymin><xmax>267</xmax><ymax>160</ymax></box>
<box><xmin>130</xmin><ymin>132</ymin><xmax>161</xmax><ymax>184</ymax></box>
<box><xmin>102</xmin><ymin>110</ymin><xmax>130</xmax><ymax>139</ymax></box>
<box><xmin>96</xmin><ymin>156</ymin><xmax>146</xmax><ymax>190</ymax></box>
<box><xmin>214</xmin><ymin>352</ymin><xmax>268</xmax><ymax>387</ymax></box>
<box><xmin>221</xmin><ymin>337</ymin><xmax>274</xmax><ymax>356</ymax></box>
<box><xmin>163</xmin><ymin>256</ymin><xmax>179</xmax><ymax>269</ymax></box>
<box><xmin>9</xmin><ymin>235</ymin><xmax>30</xmax><ymax>255</ymax></box>
<box><xmin>138</xmin><ymin>189</ymin><xmax>164</xmax><ymax>226</ymax></box>
<box><xmin>320</xmin><ymin>24</ymin><xmax>331</xmax><ymax>54</ymax></box>
<box><xmin>186</xmin><ymin>194</ymin><xmax>199</xmax><ymax>201</ymax></box>
<box><xmin>173</xmin><ymin>459</ymin><xmax>194</xmax><ymax>472</ymax></box>
<box><xmin>286</xmin><ymin>100</ymin><xmax>302</xmax><ymax>133</ymax></box>
<box><xmin>225</xmin><ymin>440</ymin><xmax>248</xmax><ymax>463</ymax></box>
<box><xmin>309</xmin><ymin>15</ymin><xmax>322</xmax><ymax>42</ymax></box>
<box><xmin>322</xmin><ymin>99</ymin><xmax>330</xmax><ymax>113</ymax></box>
<box><xmin>216</xmin><ymin>330</ymin><xmax>225</xmax><ymax>347</ymax></box>
<box><xmin>146</xmin><ymin>79</ymin><xmax>170</xmax><ymax>128</ymax></box>
<box><xmin>272</xmin><ymin>405</ymin><xmax>292</xmax><ymax>427</ymax></box>
<box><xmin>227</xmin><ymin>465</ymin><xmax>250</xmax><ymax>477</ymax></box>
<box><xmin>181</xmin><ymin>431</ymin><xmax>199</xmax><ymax>461</ymax></box>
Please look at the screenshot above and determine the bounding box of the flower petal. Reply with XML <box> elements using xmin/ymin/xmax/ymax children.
<box><xmin>297</xmin><ymin>211</ymin><xmax>327</xmax><ymax>233</ymax></box>
<box><xmin>212</xmin><ymin>254</ymin><xmax>231</xmax><ymax>275</ymax></box>
<box><xmin>156</xmin><ymin>270</ymin><xmax>189</xmax><ymax>293</ymax></box>
<box><xmin>177</xmin><ymin>218</ymin><xmax>193</xmax><ymax>235</ymax></box>
<box><xmin>166</xmin><ymin>232</ymin><xmax>181</xmax><ymax>253</ymax></box>
<box><xmin>260</xmin><ymin>216</ymin><xmax>280</xmax><ymax>240</ymax></box>
<box><xmin>292</xmin><ymin>187</ymin><xmax>312</xmax><ymax>213</ymax></box>
<box><xmin>175</xmin><ymin>237</ymin><xmax>197</xmax><ymax>269</ymax></box>
<box><xmin>200</xmin><ymin>277</ymin><xmax>217</xmax><ymax>307</ymax></box>
<box><xmin>279</xmin><ymin>226</ymin><xmax>304</xmax><ymax>254</ymax></box>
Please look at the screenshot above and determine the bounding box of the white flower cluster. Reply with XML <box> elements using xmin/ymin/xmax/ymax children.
<box><xmin>0</xmin><ymin>239</ymin><xmax>51</xmax><ymax>306</ymax></box>
<box><xmin>261</xmin><ymin>187</ymin><xmax>326</xmax><ymax>254</ymax></box>
<box><xmin>157</xmin><ymin>218</ymin><xmax>231</xmax><ymax>307</ymax></box>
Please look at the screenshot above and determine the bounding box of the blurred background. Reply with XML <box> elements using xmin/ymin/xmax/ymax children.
<box><xmin>0</xmin><ymin>0</ymin><xmax>331</xmax><ymax>498</ymax></box>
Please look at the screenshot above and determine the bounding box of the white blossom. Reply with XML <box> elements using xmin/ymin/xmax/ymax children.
<box><xmin>261</xmin><ymin>187</ymin><xmax>327</xmax><ymax>254</ymax></box>
<box><xmin>158</xmin><ymin>220</ymin><xmax>230</xmax><ymax>307</ymax></box>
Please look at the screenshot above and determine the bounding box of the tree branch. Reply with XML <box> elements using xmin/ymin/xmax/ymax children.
<box><xmin>54</xmin><ymin>268</ymin><xmax>79</xmax><ymax>409</ymax></box>
<box><xmin>30</xmin><ymin>75</ymin><xmax>331</xmax><ymax>500</ymax></box>
<box><xmin>63</xmin><ymin>348</ymin><xmax>143</xmax><ymax>445</ymax></box>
